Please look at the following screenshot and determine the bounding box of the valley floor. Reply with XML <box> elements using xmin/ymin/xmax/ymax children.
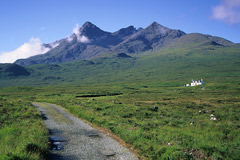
<box><xmin>0</xmin><ymin>81</ymin><xmax>240</xmax><ymax>159</ymax></box>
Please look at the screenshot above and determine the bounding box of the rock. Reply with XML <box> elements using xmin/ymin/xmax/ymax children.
<box><xmin>210</xmin><ymin>117</ymin><xmax>217</xmax><ymax>121</ymax></box>
<box><xmin>151</xmin><ymin>106</ymin><xmax>158</xmax><ymax>112</ymax></box>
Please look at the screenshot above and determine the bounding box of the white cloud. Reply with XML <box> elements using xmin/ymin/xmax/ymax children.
<box><xmin>67</xmin><ymin>36</ymin><xmax>73</xmax><ymax>42</ymax></box>
<box><xmin>73</xmin><ymin>24</ymin><xmax>80</xmax><ymax>35</ymax></box>
<box><xmin>67</xmin><ymin>24</ymin><xmax>90</xmax><ymax>43</ymax></box>
<box><xmin>212</xmin><ymin>0</ymin><xmax>240</xmax><ymax>24</ymax></box>
<box><xmin>0</xmin><ymin>38</ymin><xmax>51</xmax><ymax>63</ymax></box>
<box><xmin>77</xmin><ymin>35</ymin><xmax>90</xmax><ymax>43</ymax></box>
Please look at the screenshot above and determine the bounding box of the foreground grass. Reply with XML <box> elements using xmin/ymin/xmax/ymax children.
<box><xmin>0</xmin><ymin>81</ymin><xmax>239</xmax><ymax>159</ymax></box>
<box><xmin>0</xmin><ymin>96</ymin><xmax>48</xmax><ymax>160</ymax></box>
<box><xmin>26</xmin><ymin>82</ymin><xmax>239</xmax><ymax>160</ymax></box>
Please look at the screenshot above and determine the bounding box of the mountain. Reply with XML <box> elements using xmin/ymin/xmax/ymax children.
<box><xmin>14</xmin><ymin>22</ymin><xmax>179</xmax><ymax>65</ymax></box>
<box><xmin>14</xmin><ymin>22</ymin><xmax>138</xmax><ymax>65</ymax></box>
<box><xmin>14</xmin><ymin>21</ymin><xmax>234</xmax><ymax>65</ymax></box>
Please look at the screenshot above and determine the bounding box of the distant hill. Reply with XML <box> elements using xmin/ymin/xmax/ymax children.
<box><xmin>0</xmin><ymin>63</ymin><xmax>30</xmax><ymax>77</ymax></box>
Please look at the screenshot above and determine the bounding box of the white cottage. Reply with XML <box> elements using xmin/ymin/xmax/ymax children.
<box><xmin>185</xmin><ymin>79</ymin><xmax>204</xmax><ymax>87</ymax></box>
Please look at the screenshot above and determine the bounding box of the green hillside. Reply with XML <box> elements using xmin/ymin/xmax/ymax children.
<box><xmin>0</xmin><ymin>43</ymin><xmax>240</xmax><ymax>87</ymax></box>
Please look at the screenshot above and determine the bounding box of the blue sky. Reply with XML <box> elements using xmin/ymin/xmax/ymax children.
<box><xmin>0</xmin><ymin>0</ymin><xmax>240</xmax><ymax>63</ymax></box>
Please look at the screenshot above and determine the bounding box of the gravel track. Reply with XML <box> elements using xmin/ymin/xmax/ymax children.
<box><xmin>32</xmin><ymin>102</ymin><xmax>139</xmax><ymax>160</ymax></box>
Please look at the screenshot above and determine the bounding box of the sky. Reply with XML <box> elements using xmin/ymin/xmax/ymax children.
<box><xmin>0</xmin><ymin>0</ymin><xmax>240</xmax><ymax>63</ymax></box>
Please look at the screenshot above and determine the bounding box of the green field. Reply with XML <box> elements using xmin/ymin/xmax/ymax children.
<box><xmin>0</xmin><ymin>93</ymin><xmax>48</xmax><ymax>159</ymax></box>
<box><xmin>0</xmin><ymin>81</ymin><xmax>239</xmax><ymax>159</ymax></box>
<box><xmin>0</xmin><ymin>43</ymin><xmax>240</xmax><ymax>159</ymax></box>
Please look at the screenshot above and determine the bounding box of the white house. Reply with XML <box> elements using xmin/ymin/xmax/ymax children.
<box><xmin>185</xmin><ymin>79</ymin><xmax>204</xmax><ymax>87</ymax></box>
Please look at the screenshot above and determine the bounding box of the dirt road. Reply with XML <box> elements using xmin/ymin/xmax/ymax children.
<box><xmin>32</xmin><ymin>102</ymin><xmax>139</xmax><ymax>160</ymax></box>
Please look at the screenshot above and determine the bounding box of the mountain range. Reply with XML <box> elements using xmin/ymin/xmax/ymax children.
<box><xmin>14</xmin><ymin>21</ymin><xmax>234</xmax><ymax>65</ymax></box>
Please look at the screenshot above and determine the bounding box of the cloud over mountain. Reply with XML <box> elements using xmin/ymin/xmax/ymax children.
<box><xmin>67</xmin><ymin>24</ymin><xmax>90</xmax><ymax>43</ymax></box>
<box><xmin>212</xmin><ymin>0</ymin><xmax>240</xmax><ymax>24</ymax></box>
<box><xmin>0</xmin><ymin>38</ymin><xmax>51</xmax><ymax>63</ymax></box>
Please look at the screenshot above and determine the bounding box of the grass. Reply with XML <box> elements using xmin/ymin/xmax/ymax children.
<box><xmin>61</xmin><ymin>83</ymin><xmax>240</xmax><ymax>159</ymax></box>
<box><xmin>0</xmin><ymin>82</ymin><xmax>239</xmax><ymax>159</ymax></box>
<box><xmin>0</xmin><ymin>95</ymin><xmax>48</xmax><ymax>160</ymax></box>
<box><xmin>2</xmin><ymin>81</ymin><xmax>236</xmax><ymax>159</ymax></box>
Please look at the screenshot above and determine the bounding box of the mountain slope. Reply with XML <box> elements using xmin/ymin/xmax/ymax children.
<box><xmin>167</xmin><ymin>33</ymin><xmax>233</xmax><ymax>48</ymax></box>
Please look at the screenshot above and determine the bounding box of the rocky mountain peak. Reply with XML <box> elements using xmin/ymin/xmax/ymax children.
<box><xmin>124</xmin><ymin>25</ymin><xmax>136</xmax><ymax>31</ymax></box>
<box><xmin>79</xmin><ymin>22</ymin><xmax>109</xmax><ymax>40</ymax></box>
<box><xmin>146</xmin><ymin>21</ymin><xmax>169</xmax><ymax>34</ymax></box>
<box><xmin>113</xmin><ymin>25</ymin><xmax>138</xmax><ymax>40</ymax></box>
<box><xmin>81</xmin><ymin>21</ymin><xmax>99</xmax><ymax>31</ymax></box>
<box><xmin>151</xmin><ymin>21</ymin><xmax>160</xmax><ymax>26</ymax></box>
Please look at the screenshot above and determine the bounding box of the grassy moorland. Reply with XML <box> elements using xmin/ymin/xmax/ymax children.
<box><xmin>1</xmin><ymin>81</ymin><xmax>239</xmax><ymax>159</ymax></box>
<box><xmin>34</xmin><ymin>82</ymin><xmax>239</xmax><ymax>159</ymax></box>
<box><xmin>0</xmin><ymin>44</ymin><xmax>239</xmax><ymax>159</ymax></box>
<box><xmin>0</xmin><ymin>92</ymin><xmax>48</xmax><ymax>160</ymax></box>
